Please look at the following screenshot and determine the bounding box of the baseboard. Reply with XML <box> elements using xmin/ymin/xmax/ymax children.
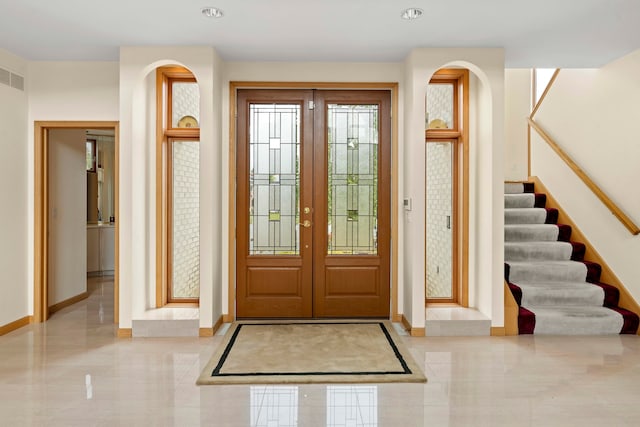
<box><xmin>401</xmin><ymin>314</ymin><xmax>425</xmax><ymax>337</ymax></box>
<box><xmin>48</xmin><ymin>291</ymin><xmax>89</xmax><ymax>315</ymax></box>
<box><xmin>199</xmin><ymin>315</ymin><xmax>225</xmax><ymax>337</ymax></box>
<box><xmin>391</xmin><ymin>313</ymin><xmax>402</xmax><ymax>323</ymax></box>
<box><xmin>199</xmin><ymin>328</ymin><xmax>213</xmax><ymax>337</ymax></box>
<box><xmin>504</xmin><ymin>281</ymin><xmax>520</xmax><ymax>336</ymax></box>
<box><xmin>490</xmin><ymin>327</ymin><xmax>506</xmax><ymax>336</ymax></box>
<box><xmin>222</xmin><ymin>314</ymin><xmax>234</xmax><ymax>323</ymax></box>
<box><xmin>0</xmin><ymin>315</ymin><xmax>33</xmax><ymax>336</ymax></box>
<box><xmin>117</xmin><ymin>328</ymin><xmax>132</xmax><ymax>338</ymax></box>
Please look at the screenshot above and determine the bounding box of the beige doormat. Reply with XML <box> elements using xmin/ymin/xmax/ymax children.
<box><xmin>197</xmin><ymin>320</ymin><xmax>427</xmax><ymax>385</ymax></box>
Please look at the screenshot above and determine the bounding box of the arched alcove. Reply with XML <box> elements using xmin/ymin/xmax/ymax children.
<box><xmin>118</xmin><ymin>46</ymin><xmax>221</xmax><ymax>336</ymax></box>
<box><xmin>400</xmin><ymin>49</ymin><xmax>504</xmax><ymax>335</ymax></box>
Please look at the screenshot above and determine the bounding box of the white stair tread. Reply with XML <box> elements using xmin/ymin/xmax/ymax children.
<box><xmin>524</xmin><ymin>306</ymin><xmax>623</xmax><ymax>335</ymax></box>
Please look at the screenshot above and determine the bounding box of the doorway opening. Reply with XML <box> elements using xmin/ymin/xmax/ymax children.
<box><xmin>34</xmin><ymin>121</ymin><xmax>119</xmax><ymax>324</ymax></box>
<box><xmin>235</xmin><ymin>88</ymin><xmax>393</xmax><ymax>319</ymax></box>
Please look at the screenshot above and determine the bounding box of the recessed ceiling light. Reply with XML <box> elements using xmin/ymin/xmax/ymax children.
<box><xmin>201</xmin><ymin>7</ymin><xmax>224</xmax><ymax>18</ymax></box>
<box><xmin>401</xmin><ymin>8</ymin><xmax>423</xmax><ymax>20</ymax></box>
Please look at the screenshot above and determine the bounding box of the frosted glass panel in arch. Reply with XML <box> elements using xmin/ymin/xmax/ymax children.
<box><xmin>172</xmin><ymin>139</ymin><xmax>200</xmax><ymax>299</ymax></box>
<box><xmin>426</xmin><ymin>84</ymin><xmax>454</xmax><ymax>129</ymax></box>
<box><xmin>426</xmin><ymin>142</ymin><xmax>453</xmax><ymax>299</ymax></box>
<box><xmin>172</xmin><ymin>82</ymin><xmax>200</xmax><ymax>128</ymax></box>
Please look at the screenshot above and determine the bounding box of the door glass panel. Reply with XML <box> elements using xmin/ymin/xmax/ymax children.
<box><xmin>426</xmin><ymin>142</ymin><xmax>453</xmax><ymax>299</ymax></box>
<box><xmin>172</xmin><ymin>139</ymin><xmax>200</xmax><ymax>299</ymax></box>
<box><xmin>327</xmin><ymin>104</ymin><xmax>378</xmax><ymax>255</ymax></box>
<box><xmin>249</xmin><ymin>104</ymin><xmax>301</xmax><ymax>255</ymax></box>
<box><xmin>426</xmin><ymin>83</ymin><xmax>454</xmax><ymax>129</ymax></box>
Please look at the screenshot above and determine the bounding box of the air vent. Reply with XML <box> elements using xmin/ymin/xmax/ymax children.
<box><xmin>0</xmin><ymin>68</ymin><xmax>9</xmax><ymax>87</ymax></box>
<box><xmin>0</xmin><ymin>67</ymin><xmax>25</xmax><ymax>91</ymax></box>
<box><xmin>11</xmin><ymin>72</ymin><xmax>24</xmax><ymax>91</ymax></box>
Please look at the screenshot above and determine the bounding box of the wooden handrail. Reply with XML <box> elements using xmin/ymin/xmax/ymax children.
<box><xmin>528</xmin><ymin>117</ymin><xmax>640</xmax><ymax>235</ymax></box>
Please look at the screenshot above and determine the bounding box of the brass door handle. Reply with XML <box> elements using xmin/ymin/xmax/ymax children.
<box><xmin>300</xmin><ymin>220</ymin><xmax>311</xmax><ymax>228</ymax></box>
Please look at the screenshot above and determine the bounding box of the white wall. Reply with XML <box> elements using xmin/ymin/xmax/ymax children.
<box><xmin>532</xmin><ymin>49</ymin><xmax>640</xmax><ymax>303</ymax></box>
<box><xmin>505</xmin><ymin>69</ymin><xmax>531</xmax><ymax>180</ymax></box>
<box><xmin>27</xmin><ymin>61</ymin><xmax>119</xmax><ymax>315</ymax></box>
<box><xmin>1</xmin><ymin>47</ymin><xmax>507</xmax><ymax>332</ymax></box>
<box><xmin>0</xmin><ymin>49</ymin><xmax>29</xmax><ymax>326</ymax></box>
<box><xmin>47</xmin><ymin>129</ymin><xmax>87</xmax><ymax>305</ymax></box>
<box><xmin>402</xmin><ymin>48</ymin><xmax>505</xmax><ymax>329</ymax></box>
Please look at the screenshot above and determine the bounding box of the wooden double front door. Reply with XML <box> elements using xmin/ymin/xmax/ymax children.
<box><xmin>236</xmin><ymin>89</ymin><xmax>391</xmax><ymax>318</ymax></box>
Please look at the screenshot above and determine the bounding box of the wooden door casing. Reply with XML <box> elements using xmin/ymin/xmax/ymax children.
<box><xmin>236</xmin><ymin>89</ymin><xmax>391</xmax><ymax>318</ymax></box>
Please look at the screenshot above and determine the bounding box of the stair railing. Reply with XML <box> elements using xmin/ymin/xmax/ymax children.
<box><xmin>528</xmin><ymin>118</ymin><xmax>640</xmax><ymax>235</ymax></box>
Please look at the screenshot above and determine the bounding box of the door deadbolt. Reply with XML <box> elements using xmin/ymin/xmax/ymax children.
<box><xmin>303</xmin><ymin>207</ymin><xmax>311</xmax><ymax>214</ymax></box>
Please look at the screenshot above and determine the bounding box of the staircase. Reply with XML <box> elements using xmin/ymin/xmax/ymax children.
<box><xmin>504</xmin><ymin>182</ymin><xmax>639</xmax><ymax>335</ymax></box>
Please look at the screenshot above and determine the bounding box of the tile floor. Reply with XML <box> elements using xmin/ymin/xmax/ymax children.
<box><xmin>2</xmin><ymin>277</ymin><xmax>640</xmax><ymax>426</ymax></box>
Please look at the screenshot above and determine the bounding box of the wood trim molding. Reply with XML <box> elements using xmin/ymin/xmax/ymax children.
<box><xmin>228</xmin><ymin>82</ymin><xmax>400</xmax><ymax>320</ymax></box>
<box><xmin>199</xmin><ymin>315</ymin><xmax>225</xmax><ymax>337</ymax></box>
<box><xmin>0</xmin><ymin>316</ymin><xmax>32</xmax><ymax>336</ymax></box>
<box><xmin>425</xmin><ymin>130</ymin><xmax>461</xmax><ymax>139</ymax></box>
<box><xmin>503</xmin><ymin>281</ymin><xmax>519</xmax><ymax>336</ymax></box>
<box><xmin>530</xmin><ymin>69</ymin><xmax>560</xmax><ymax>119</ymax></box>
<box><xmin>401</xmin><ymin>315</ymin><xmax>426</xmax><ymax>337</ymax></box>
<box><xmin>155</xmin><ymin>68</ymin><xmax>167</xmax><ymax>308</ymax></box>
<box><xmin>48</xmin><ymin>291</ymin><xmax>89</xmax><ymax>316</ymax></box>
<box><xmin>229</xmin><ymin>81</ymin><xmax>399</xmax><ymax>90</ymax></box>
<box><xmin>228</xmin><ymin>82</ymin><xmax>238</xmax><ymax>321</ymax></box>
<box><xmin>530</xmin><ymin>176</ymin><xmax>640</xmax><ymax>334</ymax></box>
<box><xmin>490</xmin><ymin>327</ymin><xmax>506</xmax><ymax>336</ymax></box>
<box><xmin>199</xmin><ymin>328</ymin><xmax>214</xmax><ymax>337</ymax></box>
<box><xmin>117</xmin><ymin>328</ymin><xmax>132</xmax><ymax>338</ymax></box>
<box><xmin>34</xmin><ymin>121</ymin><xmax>120</xmax><ymax>326</ymax></box>
<box><xmin>529</xmin><ymin>120</ymin><xmax>639</xmax><ymax>235</ymax></box>
<box><xmin>461</xmin><ymin>70</ymin><xmax>470</xmax><ymax>307</ymax></box>
<box><xmin>155</xmin><ymin>66</ymin><xmax>201</xmax><ymax>307</ymax></box>
<box><xmin>391</xmin><ymin>85</ymin><xmax>400</xmax><ymax>322</ymax></box>
<box><xmin>425</xmin><ymin>69</ymin><xmax>469</xmax><ymax>306</ymax></box>
<box><xmin>114</xmin><ymin>123</ymin><xmax>120</xmax><ymax>324</ymax></box>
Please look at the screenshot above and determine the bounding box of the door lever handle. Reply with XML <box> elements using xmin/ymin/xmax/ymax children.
<box><xmin>300</xmin><ymin>220</ymin><xmax>312</xmax><ymax>228</ymax></box>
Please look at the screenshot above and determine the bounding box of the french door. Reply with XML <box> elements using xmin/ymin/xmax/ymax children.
<box><xmin>236</xmin><ymin>89</ymin><xmax>391</xmax><ymax>318</ymax></box>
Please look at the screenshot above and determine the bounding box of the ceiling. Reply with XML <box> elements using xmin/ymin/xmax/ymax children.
<box><xmin>1</xmin><ymin>0</ymin><xmax>639</xmax><ymax>67</ymax></box>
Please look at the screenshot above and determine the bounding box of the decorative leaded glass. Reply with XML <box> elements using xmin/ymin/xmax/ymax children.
<box><xmin>249</xmin><ymin>104</ymin><xmax>300</xmax><ymax>255</ymax></box>
<box><xmin>327</xmin><ymin>104</ymin><xmax>378</xmax><ymax>255</ymax></box>
<box><xmin>426</xmin><ymin>142</ymin><xmax>453</xmax><ymax>299</ymax></box>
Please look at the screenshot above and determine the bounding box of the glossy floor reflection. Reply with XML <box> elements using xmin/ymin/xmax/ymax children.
<box><xmin>2</xmin><ymin>278</ymin><xmax>640</xmax><ymax>426</ymax></box>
